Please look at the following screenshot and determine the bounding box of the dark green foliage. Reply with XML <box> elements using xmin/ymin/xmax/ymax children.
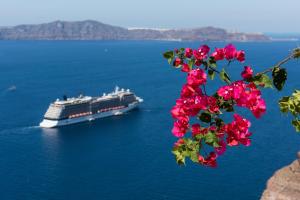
<box><xmin>204</xmin><ymin>132</ymin><xmax>220</xmax><ymax>147</ymax></box>
<box><xmin>293</xmin><ymin>48</ymin><xmax>300</xmax><ymax>59</ymax></box>
<box><xmin>163</xmin><ymin>51</ymin><xmax>174</xmax><ymax>64</ymax></box>
<box><xmin>272</xmin><ymin>67</ymin><xmax>287</xmax><ymax>91</ymax></box>
<box><xmin>219</xmin><ymin>68</ymin><xmax>231</xmax><ymax>84</ymax></box>
<box><xmin>172</xmin><ymin>138</ymin><xmax>200</xmax><ymax>165</ymax></box>
<box><xmin>279</xmin><ymin>90</ymin><xmax>300</xmax><ymax>132</ymax></box>
<box><xmin>208</xmin><ymin>69</ymin><xmax>215</xmax><ymax>80</ymax></box>
<box><xmin>252</xmin><ymin>74</ymin><xmax>273</xmax><ymax>88</ymax></box>
<box><xmin>199</xmin><ymin>112</ymin><xmax>212</xmax><ymax>123</ymax></box>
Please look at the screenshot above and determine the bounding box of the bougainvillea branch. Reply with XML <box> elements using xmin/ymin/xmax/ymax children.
<box><xmin>257</xmin><ymin>48</ymin><xmax>299</xmax><ymax>77</ymax></box>
<box><xmin>163</xmin><ymin>44</ymin><xmax>300</xmax><ymax>167</ymax></box>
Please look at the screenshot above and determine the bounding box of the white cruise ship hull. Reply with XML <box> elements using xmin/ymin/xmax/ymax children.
<box><xmin>40</xmin><ymin>102</ymin><xmax>139</xmax><ymax>128</ymax></box>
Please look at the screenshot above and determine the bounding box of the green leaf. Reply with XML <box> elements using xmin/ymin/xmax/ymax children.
<box><xmin>293</xmin><ymin>48</ymin><xmax>300</xmax><ymax>59</ymax></box>
<box><xmin>199</xmin><ymin>112</ymin><xmax>212</xmax><ymax>123</ymax></box>
<box><xmin>208</xmin><ymin>69</ymin><xmax>215</xmax><ymax>80</ymax></box>
<box><xmin>215</xmin><ymin>118</ymin><xmax>224</xmax><ymax>128</ymax></box>
<box><xmin>163</xmin><ymin>51</ymin><xmax>174</xmax><ymax>64</ymax></box>
<box><xmin>212</xmin><ymin>141</ymin><xmax>220</xmax><ymax>148</ymax></box>
<box><xmin>172</xmin><ymin>149</ymin><xmax>186</xmax><ymax>165</ymax></box>
<box><xmin>208</xmin><ymin>57</ymin><xmax>217</xmax><ymax>68</ymax></box>
<box><xmin>205</xmin><ymin>132</ymin><xmax>215</xmax><ymax>143</ymax></box>
<box><xmin>219</xmin><ymin>68</ymin><xmax>231</xmax><ymax>84</ymax></box>
<box><xmin>204</xmin><ymin>132</ymin><xmax>219</xmax><ymax>147</ymax></box>
<box><xmin>292</xmin><ymin>90</ymin><xmax>300</xmax><ymax>101</ymax></box>
<box><xmin>172</xmin><ymin>139</ymin><xmax>201</xmax><ymax>165</ymax></box>
<box><xmin>278</xmin><ymin>96</ymin><xmax>290</xmax><ymax>113</ymax></box>
<box><xmin>292</xmin><ymin>119</ymin><xmax>300</xmax><ymax>132</ymax></box>
<box><xmin>272</xmin><ymin>67</ymin><xmax>287</xmax><ymax>91</ymax></box>
<box><xmin>278</xmin><ymin>90</ymin><xmax>300</xmax><ymax>133</ymax></box>
<box><xmin>178</xmin><ymin>48</ymin><xmax>185</xmax><ymax>54</ymax></box>
<box><xmin>190</xmin><ymin>151</ymin><xmax>199</xmax><ymax>163</ymax></box>
<box><xmin>219</xmin><ymin>101</ymin><xmax>234</xmax><ymax>112</ymax></box>
<box><xmin>194</xmin><ymin>133</ymin><xmax>205</xmax><ymax>141</ymax></box>
<box><xmin>188</xmin><ymin>59</ymin><xmax>194</xmax><ymax>69</ymax></box>
<box><xmin>253</xmin><ymin>74</ymin><xmax>273</xmax><ymax>88</ymax></box>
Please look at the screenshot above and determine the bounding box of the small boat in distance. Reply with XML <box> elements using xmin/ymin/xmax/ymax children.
<box><xmin>40</xmin><ymin>87</ymin><xmax>143</xmax><ymax>128</ymax></box>
<box><xmin>7</xmin><ymin>85</ymin><xmax>17</xmax><ymax>91</ymax></box>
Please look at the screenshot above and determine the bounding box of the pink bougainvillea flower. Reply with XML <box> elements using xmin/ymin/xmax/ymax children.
<box><xmin>211</xmin><ymin>48</ymin><xmax>225</xmax><ymax>61</ymax></box>
<box><xmin>235</xmin><ymin>50</ymin><xmax>245</xmax><ymax>62</ymax></box>
<box><xmin>194</xmin><ymin>59</ymin><xmax>202</xmax><ymax>66</ymax></box>
<box><xmin>173</xmin><ymin>58</ymin><xmax>181</xmax><ymax>67</ymax></box>
<box><xmin>170</xmin><ymin>105</ymin><xmax>185</xmax><ymax>119</ymax></box>
<box><xmin>200</xmin><ymin>45</ymin><xmax>210</xmax><ymax>55</ymax></box>
<box><xmin>180</xmin><ymin>84</ymin><xmax>202</xmax><ymax>98</ymax></box>
<box><xmin>225</xmin><ymin>114</ymin><xmax>252</xmax><ymax>146</ymax></box>
<box><xmin>193</xmin><ymin>45</ymin><xmax>210</xmax><ymax>61</ymax></box>
<box><xmin>209</xmin><ymin>126</ymin><xmax>217</xmax><ymax>131</ymax></box>
<box><xmin>174</xmin><ymin>138</ymin><xmax>185</xmax><ymax>147</ymax></box>
<box><xmin>207</xmin><ymin>96</ymin><xmax>220</xmax><ymax>113</ymax></box>
<box><xmin>198</xmin><ymin>152</ymin><xmax>218</xmax><ymax>167</ymax></box>
<box><xmin>217</xmin><ymin>85</ymin><xmax>233</xmax><ymax>100</ymax></box>
<box><xmin>224</xmin><ymin>44</ymin><xmax>237</xmax><ymax>60</ymax></box>
<box><xmin>232</xmin><ymin>81</ymin><xmax>246</xmax><ymax>100</ymax></box>
<box><xmin>185</xmin><ymin>48</ymin><xmax>193</xmax><ymax>58</ymax></box>
<box><xmin>193</xmin><ymin>95</ymin><xmax>208</xmax><ymax>110</ymax></box>
<box><xmin>215</xmin><ymin>140</ymin><xmax>227</xmax><ymax>155</ymax></box>
<box><xmin>172</xmin><ymin>116</ymin><xmax>189</xmax><ymax>137</ymax></box>
<box><xmin>191</xmin><ymin>124</ymin><xmax>201</xmax><ymax>137</ymax></box>
<box><xmin>241</xmin><ymin>66</ymin><xmax>253</xmax><ymax>79</ymax></box>
<box><xmin>251</xmin><ymin>98</ymin><xmax>266</xmax><ymax>118</ymax></box>
<box><xmin>187</xmin><ymin>69</ymin><xmax>207</xmax><ymax>86</ymax></box>
<box><xmin>234</xmin><ymin>114</ymin><xmax>251</xmax><ymax>131</ymax></box>
<box><xmin>180</xmin><ymin>84</ymin><xmax>195</xmax><ymax>98</ymax></box>
<box><xmin>181</xmin><ymin>63</ymin><xmax>191</xmax><ymax>72</ymax></box>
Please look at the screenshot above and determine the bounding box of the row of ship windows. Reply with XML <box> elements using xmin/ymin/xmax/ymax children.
<box><xmin>68</xmin><ymin>106</ymin><xmax>126</xmax><ymax>119</ymax></box>
<box><xmin>69</xmin><ymin>112</ymin><xmax>92</xmax><ymax>119</ymax></box>
<box><xmin>97</xmin><ymin>106</ymin><xmax>125</xmax><ymax>113</ymax></box>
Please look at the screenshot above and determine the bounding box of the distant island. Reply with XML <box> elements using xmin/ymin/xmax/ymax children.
<box><xmin>0</xmin><ymin>20</ymin><xmax>270</xmax><ymax>42</ymax></box>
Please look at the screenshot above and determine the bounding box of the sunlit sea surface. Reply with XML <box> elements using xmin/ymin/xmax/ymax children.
<box><xmin>0</xmin><ymin>41</ymin><xmax>299</xmax><ymax>200</ymax></box>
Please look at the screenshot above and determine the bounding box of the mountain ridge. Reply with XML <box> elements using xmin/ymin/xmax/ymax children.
<box><xmin>0</xmin><ymin>20</ymin><xmax>270</xmax><ymax>41</ymax></box>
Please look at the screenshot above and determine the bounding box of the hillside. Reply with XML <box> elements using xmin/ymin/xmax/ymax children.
<box><xmin>0</xmin><ymin>20</ymin><xmax>270</xmax><ymax>41</ymax></box>
<box><xmin>261</xmin><ymin>152</ymin><xmax>300</xmax><ymax>200</ymax></box>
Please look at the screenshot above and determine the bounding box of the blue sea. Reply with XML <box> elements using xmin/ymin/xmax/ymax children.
<box><xmin>0</xmin><ymin>41</ymin><xmax>299</xmax><ymax>200</ymax></box>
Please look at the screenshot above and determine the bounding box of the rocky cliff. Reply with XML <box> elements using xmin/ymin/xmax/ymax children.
<box><xmin>261</xmin><ymin>152</ymin><xmax>300</xmax><ymax>200</ymax></box>
<box><xmin>0</xmin><ymin>20</ymin><xmax>270</xmax><ymax>41</ymax></box>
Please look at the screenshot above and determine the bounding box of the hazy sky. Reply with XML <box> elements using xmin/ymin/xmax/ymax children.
<box><xmin>0</xmin><ymin>0</ymin><xmax>299</xmax><ymax>33</ymax></box>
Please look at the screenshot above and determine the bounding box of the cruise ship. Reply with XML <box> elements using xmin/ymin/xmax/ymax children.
<box><xmin>40</xmin><ymin>87</ymin><xmax>143</xmax><ymax>128</ymax></box>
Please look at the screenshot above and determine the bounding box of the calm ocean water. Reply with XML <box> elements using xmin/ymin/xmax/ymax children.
<box><xmin>0</xmin><ymin>41</ymin><xmax>299</xmax><ymax>200</ymax></box>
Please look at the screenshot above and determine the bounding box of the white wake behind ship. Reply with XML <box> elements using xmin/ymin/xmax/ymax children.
<box><xmin>40</xmin><ymin>87</ymin><xmax>143</xmax><ymax>128</ymax></box>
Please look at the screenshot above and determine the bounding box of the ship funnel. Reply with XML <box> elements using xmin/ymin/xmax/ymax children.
<box><xmin>115</xmin><ymin>86</ymin><xmax>119</xmax><ymax>93</ymax></box>
<box><xmin>63</xmin><ymin>95</ymin><xmax>67</xmax><ymax>101</ymax></box>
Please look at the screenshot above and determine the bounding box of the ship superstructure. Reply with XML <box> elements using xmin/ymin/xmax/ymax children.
<box><xmin>40</xmin><ymin>87</ymin><xmax>143</xmax><ymax>128</ymax></box>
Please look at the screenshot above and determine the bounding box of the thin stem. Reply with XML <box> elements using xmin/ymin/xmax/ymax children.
<box><xmin>226</xmin><ymin>60</ymin><xmax>232</xmax><ymax>68</ymax></box>
<box><xmin>202</xmin><ymin>85</ymin><xmax>207</xmax><ymax>95</ymax></box>
<box><xmin>256</xmin><ymin>52</ymin><xmax>295</xmax><ymax>76</ymax></box>
<box><xmin>207</xmin><ymin>65</ymin><xmax>220</xmax><ymax>74</ymax></box>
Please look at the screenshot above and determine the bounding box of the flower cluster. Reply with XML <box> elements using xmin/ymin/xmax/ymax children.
<box><xmin>166</xmin><ymin>44</ymin><xmax>268</xmax><ymax>167</ymax></box>
<box><xmin>211</xmin><ymin>44</ymin><xmax>245</xmax><ymax>62</ymax></box>
<box><xmin>225</xmin><ymin>114</ymin><xmax>252</xmax><ymax>146</ymax></box>
<box><xmin>171</xmin><ymin>69</ymin><xmax>207</xmax><ymax>137</ymax></box>
<box><xmin>217</xmin><ymin>80</ymin><xmax>266</xmax><ymax>118</ymax></box>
